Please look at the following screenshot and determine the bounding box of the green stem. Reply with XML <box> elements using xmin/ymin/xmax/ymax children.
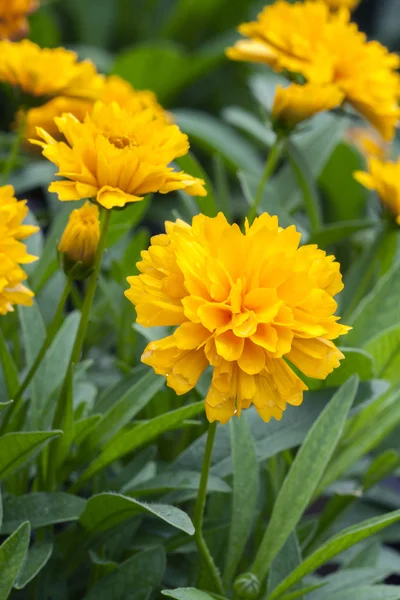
<box><xmin>70</xmin><ymin>209</ymin><xmax>111</xmax><ymax>366</ymax></box>
<box><xmin>247</xmin><ymin>138</ymin><xmax>284</xmax><ymax>224</ymax></box>
<box><xmin>1</xmin><ymin>111</ymin><xmax>26</xmax><ymax>185</ymax></box>
<box><xmin>2</xmin><ymin>279</ymin><xmax>72</xmax><ymax>434</ymax></box>
<box><xmin>193</xmin><ymin>421</ymin><xmax>225</xmax><ymax>595</ymax></box>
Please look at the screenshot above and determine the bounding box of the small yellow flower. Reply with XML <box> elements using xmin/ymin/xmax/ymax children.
<box><xmin>0</xmin><ymin>0</ymin><xmax>37</xmax><ymax>40</ymax></box>
<box><xmin>272</xmin><ymin>83</ymin><xmax>344</xmax><ymax>128</ymax></box>
<box><xmin>227</xmin><ymin>0</ymin><xmax>400</xmax><ymax>140</ymax></box>
<box><xmin>125</xmin><ymin>212</ymin><xmax>349</xmax><ymax>425</ymax></box>
<box><xmin>346</xmin><ymin>127</ymin><xmax>388</xmax><ymax>160</ymax></box>
<box><xmin>354</xmin><ymin>158</ymin><xmax>400</xmax><ymax>225</ymax></box>
<box><xmin>0</xmin><ymin>184</ymin><xmax>38</xmax><ymax>315</ymax></box>
<box><xmin>0</xmin><ymin>39</ymin><xmax>104</xmax><ymax>100</ymax></box>
<box><xmin>31</xmin><ymin>101</ymin><xmax>206</xmax><ymax>210</ymax></box>
<box><xmin>58</xmin><ymin>201</ymin><xmax>100</xmax><ymax>268</ymax></box>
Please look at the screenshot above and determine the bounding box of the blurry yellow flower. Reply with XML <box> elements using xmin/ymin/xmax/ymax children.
<box><xmin>346</xmin><ymin>127</ymin><xmax>388</xmax><ymax>160</ymax></box>
<box><xmin>314</xmin><ymin>0</ymin><xmax>360</xmax><ymax>9</ymax></box>
<box><xmin>354</xmin><ymin>158</ymin><xmax>400</xmax><ymax>224</ymax></box>
<box><xmin>272</xmin><ymin>83</ymin><xmax>343</xmax><ymax>128</ymax></box>
<box><xmin>0</xmin><ymin>39</ymin><xmax>104</xmax><ymax>100</ymax></box>
<box><xmin>125</xmin><ymin>212</ymin><xmax>349</xmax><ymax>425</ymax></box>
<box><xmin>58</xmin><ymin>201</ymin><xmax>100</xmax><ymax>267</ymax></box>
<box><xmin>0</xmin><ymin>0</ymin><xmax>37</xmax><ymax>40</ymax></box>
<box><xmin>31</xmin><ymin>101</ymin><xmax>206</xmax><ymax>210</ymax></box>
<box><xmin>227</xmin><ymin>1</ymin><xmax>400</xmax><ymax>140</ymax></box>
<box><xmin>24</xmin><ymin>74</ymin><xmax>167</xmax><ymax>141</ymax></box>
<box><xmin>0</xmin><ymin>185</ymin><xmax>38</xmax><ymax>315</ymax></box>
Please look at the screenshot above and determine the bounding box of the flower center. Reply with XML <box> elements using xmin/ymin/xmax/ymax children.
<box><xmin>108</xmin><ymin>133</ymin><xmax>138</xmax><ymax>150</ymax></box>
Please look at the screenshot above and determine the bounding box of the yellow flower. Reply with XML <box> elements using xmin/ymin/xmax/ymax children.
<box><xmin>24</xmin><ymin>74</ymin><xmax>168</xmax><ymax>141</ymax></box>
<box><xmin>226</xmin><ymin>1</ymin><xmax>400</xmax><ymax>140</ymax></box>
<box><xmin>58</xmin><ymin>201</ymin><xmax>100</xmax><ymax>267</ymax></box>
<box><xmin>0</xmin><ymin>0</ymin><xmax>37</xmax><ymax>40</ymax></box>
<box><xmin>0</xmin><ymin>185</ymin><xmax>38</xmax><ymax>315</ymax></box>
<box><xmin>346</xmin><ymin>126</ymin><xmax>388</xmax><ymax>160</ymax></box>
<box><xmin>0</xmin><ymin>39</ymin><xmax>104</xmax><ymax>100</ymax></box>
<box><xmin>354</xmin><ymin>158</ymin><xmax>400</xmax><ymax>225</ymax></box>
<box><xmin>31</xmin><ymin>101</ymin><xmax>206</xmax><ymax>210</ymax></box>
<box><xmin>272</xmin><ymin>83</ymin><xmax>344</xmax><ymax>128</ymax></box>
<box><xmin>125</xmin><ymin>212</ymin><xmax>349</xmax><ymax>425</ymax></box>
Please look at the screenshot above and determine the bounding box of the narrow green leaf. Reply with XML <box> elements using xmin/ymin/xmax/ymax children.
<box><xmin>223</xmin><ymin>415</ymin><xmax>259</xmax><ymax>585</ymax></box>
<box><xmin>0</xmin><ymin>522</ymin><xmax>30</xmax><ymax>599</ymax></box>
<box><xmin>73</xmin><ymin>401</ymin><xmax>204</xmax><ymax>489</ymax></box>
<box><xmin>307</xmin><ymin>221</ymin><xmax>376</xmax><ymax>247</ymax></box>
<box><xmin>307</xmin><ymin>567</ymin><xmax>394</xmax><ymax>599</ymax></box>
<box><xmin>268</xmin><ymin>533</ymin><xmax>302</xmax><ymax>595</ymax></box>
<box><xmin>365</xmin><ymin>325</ymin><xmax>400</xmax><ymax>383</ymax></box>
<box><xmin>176</xmin><ymin>152</ymin><xmax>218</xmax><ymax>217</ymax></box>
<box><xmin>252</xmin><ymin>377</ymin><xmax>358</xmax><ymax>582</ymax></box>
<box><xmin>0</xmin><ymin>431</ymin><xmax>61</xmax><ymax>481</ymax></box>
<box><xmin>0</xmin><ymin>329</ymin><xmax>19</xmax><ymax>400</ymax></box>
<box><xmin>322</xmin><ymin>586</ymin><xmax>400</xmax><ymax>600</ymax></box>
<box><xmin>126</xmin><ymin>470</ymin><xmax>230</xmax><ymax>497</ymax></box>
<box><xmin>267</xmin><ymin>510</ymin><xmax>400</xmax><ymax>600</ymax></box>
<box><xmin>162</xmin><ymin>589</ymin><xmax>216</xmax><ymax>600</ymax></box>
<box><xmin>1</xmin><ymin>493</ymin><xmax>86</xmax><ymax>534</ymax></box>
<box><xmin>79</xmin><ymin>492</ymin><xmax>194</xmax><ymax>535</ymax></box>
<box><xmin>83</xmin><ymin>546</ymin><xmax>165</xmax><ymax>600</ymax></box>
<box><xmin>106</xmin><ymin>198</ymin><xmax>150</xmax><ymax>247</ymax></box>
<box><xmin>363</xmin><ymin>451</ymin><xmax>400</xmax><ymax>491</ymax></box>
<box><xmin>14</xmin><ymin>541</ymin><xmax>53</xmax><ymax>589</ymax></box>
<box><xmin>222</xmin><ymin>106</ymin><xmax>275</xmax><ymax>147</ymax></box>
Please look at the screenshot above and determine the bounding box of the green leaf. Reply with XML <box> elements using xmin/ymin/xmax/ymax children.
<box><xmin>307</xmin><ymin>220</ymin><xmax>376</xmax><ymax>248</ymax></box>
<box><xmin>85</xmin><ymin>369</ymin><xmax>165</xmax><ymax>451</ymax></box>
<box><xmin>322</xmin><ymin>586</ymin><xmax>400</xmax><ymax>600</ymax></box>
<box><xmin>126</xmin><ymin>470</ymin><xmax>230</xmax><ymax>497</ymax></box>
<box><xmin>1</xmin><ymin>493</ymin><xmax>86</xmax><ymax>534</ymax></box>
<box><xmin>106</xmin><ymin>198</ymin><xmax>150</xmax><ymax>247</ymax></box>
<box><xmin>83</xmin><ymin>546</ymin><xmax>165</xmax><ymax>600</ymax></box>
<box><xmin>79</xmin><ymin>493</ymin><xmax>194</xmax><ymax>535</ymax></box>
<box><xmin>268</xmin><ymin>533</ymin><xmax>302</xmax><ymax>595</ymax></box>
<box><xmin>223</xmin><ymin>415</ymin><xmax>259</xmax><ymax>585</ymax></box>
<box><xmin>0</xmin><ymin>522</ymin><xmax>30</xmax><ymax>599</ymax></box>
<box><xmin>14</xmin><ymin>541</ymin><xmax>53</xmax><ymax>589</ymax></box>
<box><xmin>365</xmin><ymin>325</ymin><xmax>400</xmax><ymax>383</ymax></box>
<box><xmin>175</xmin><ymin>153</ymin><xmax>218</xmax><ymax>217</ymax></box>
<box><xmin>363</xmin><ymin>451</ymin><xmax>400</xmax><ymax>491</ymax></box>
<box><xmin>162</xmin><ymin>589</ymin><xmax>216</xmax><ymax>600</ymax></box>
<box><xmin>252</xmin><ymin>377</ymin><xmax>358</xmax><ymax>582</ymax></box>
<box><xmin>173</xmin><ymin>109</ymin><xmax>263</xmax><ymax>175</ymax></box>
<box><xmin>73</xmin><ymin>401</ymin><xmax>204</xmax><ymax>489</ymax></box>
<box><xmin>267</xmin><ymin>510</ymin><xmax>400</xmax><ymax>600</ymax></box>
<box><xmin>0</xmin><ymin>431</ymin><xmax>61</xmax><ymax>481</ymax></box>
<box><xmin>324</xmin><ymin>349</ymin><xmax>375</xmax><ymax>387</ymax></box>
<box><xmin>222</xmin><ymin>106</ymin><xmax>275</xmax><ymax>147</ymax></box>
<box><xmin>0</xmin><ymin>328</ymin><xmax>19</xmax><ymax>400</ymax></box>
<box><xmin>307</xmin><ymin>567</ymin><xmax>392</xmax><ymax>599</ymax></box>
<box><xmin>345</xmin><ymin>262</ymin><xmax>400</xmax><ymax>347</ymax></box>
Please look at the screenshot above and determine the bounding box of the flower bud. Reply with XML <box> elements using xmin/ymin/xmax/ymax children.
<box><xmin>233</xmin><ymin>573</ymin><xmax>261</xmax><ymax>600</ymax></box>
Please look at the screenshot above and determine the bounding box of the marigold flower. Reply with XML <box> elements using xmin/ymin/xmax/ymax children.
<box><xmin>0</xmin><ymin>0</ymin><xmax>37</xmax><ymax>39</ymax></box>
<box><xmin>125</xmin><ymin>212</ymin><xmax>349</xmax><ymax>424</ymax></box>
<box><xmin>0</xmin><ymin>39</ymin><xmax>104</xmax><ymax>100</ymax></box>
<box><xmin>272</xmin><ymin>83</ymin><xmax>344</xmax><ymax>128</ymax></box>
<box><xmin>58</xmin><ymin>201</ymin><xmax>100</xmax><ymax>268</ymax></box>
<box><xmin>346</xmin><ymin>127</ymin><xmax>388</xmax><ymax>161</ymax></box>
<box><xmin>0</xmin><ymin>185</ymin><xmax>38</xmax><ymax>315</ymax></box>
<box><xmin>354</xmin><ymin>158</ymin><xmax>400</xmax><ymax>225</ymax></box>
<box><xmin>31</xmin><ymin>101</ymin><xmax>206</xmax><ymax>210</ymax></box>
<box><xmin>227</xmin><ymin>0</ymin><xmax>400</xmax><ymax>140</ymax></box>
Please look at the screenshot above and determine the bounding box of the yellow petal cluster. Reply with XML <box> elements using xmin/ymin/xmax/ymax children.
<box><xmin>31</xmin><ymin>101</ymin><xmax>206</xmax><ymax>210</ymax></box>
<box><xmin>0</xmin><ymin>185</ymin><xmax>38</xmax><ymax>315</ymax></box>
<box><xmin>0</xmin><ymin>39</ymin><xmax>104</xmax><ymax>99</ymax></box>
<box><xmin>227</xmin><ymin>0</ymin><xmax>400</xmax><ymax>140</ymax></box>
<box><xmin>24</xmin><ymin>74</ymin><xmax>167</xmax><ymax>141</ymax></box>
<box><xmin>354</xmin><ymin>158</ymin><xmax>400</xmax><ymax>225</ymax></box>
<box><xmin>0</xmin><ymin>0</ymin><xmax>37</xmax><ymax>40</ymax></box>
<box><xmin>272</xmin><ymin>83</ymin><xmax>344</xmax><ymax>128</ymax></box>
<box><xmin>58</xmin><ymin>201</ymin><xmax>100</xmax><ymax>267</ymax></box>
<box><xmin>125</xmin><ymin>212</ymin><xmax>349</xmax><ymax>424</ymax></box>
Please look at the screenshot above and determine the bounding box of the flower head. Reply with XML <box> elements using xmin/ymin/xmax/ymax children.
<box><xmin>125</xmin><ymin>212</ymin><xmax>349</xmax><ymax>424</ymax></box>
<box><xmin>31</xmin><ymin>101</ymin><xmax>206</xmax><ymax>210</ymax></box>
<box><xmin>227</xmin><ymin>1</ymin><xmax>400</xmax><ymax>140</ymax></box>
<box><xmin>0</xmin><ymin>0</ymin><xmax>37</xmax><ymax>39</ymax></box>
<box><xmin>58</xmin><ymin>201</ymin><xmax>100</xmax><ymax>268</ymax></box>
<box><xmin>354</xmin><ymin>158</ymin><xmax>400</xmax><ymax>225</ymax></box>
<box><xmin>0</xmin><ymin>185</ymin><xmax>38</xmax><ymax>314</ymax></box>
<box><xmin>272</xmin><ymin>83</ymin><xmax>343</xmax><ymax>129</ymax></box>
<box><xmin>0</xmin><ymin>39</ymin><xmax>104</xmax><ymax>100</ymax></box>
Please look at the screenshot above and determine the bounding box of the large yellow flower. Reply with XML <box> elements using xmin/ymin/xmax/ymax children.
<box><xmin>125</xmin><ymin>213</ymin><xmax>349</xmax><ymax>424</ymax></box>
<box><xmin>227</xmin><ymin>1</ymin><xmax>400</xmax><ymax>140</ymax></box>
<box><xmin>0</xmin><ymin>39</ymin><xmax>104</xmax><ymax>100</ymax></box>
<box><xmin>0</xmin><ymin>185</ymin><xmax>38</xmax><ymax>315</ymax></box>
<box><xmin>31</xmin><ymin>101</ymin><xmax>206</xmax><ymax>210</ymax></box>
<box><xmin>272</xmin><ymin>83</ymin><xmax>344</xmax><ymax>128</ymax></box>
<box><xmin>24</xmin><ymin>74</ymin><xmax>167</xmax><ymax>141</ymax></box>
<box><xmin>354</xmin><ymin>158</ymin><xmax>400</xmax><ymax>225</ymax></box>
<box><xmin>0</xmin><ymin>0</ymin><xmax>37</xmax><ymax>39</ymax></box>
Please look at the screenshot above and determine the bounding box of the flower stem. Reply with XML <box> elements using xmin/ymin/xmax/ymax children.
<box><xmin>69</xmin><ymin>208</ymin><xmax>111</xmax><ymax>366</ymax></box>
<box><xmin>193</xmin><ymin>421</ymin><xmax>225</xmax><ymax>595</ymax></box>
<box><xmin>247</xmin><ymin>137</ymin><xmax>284</xmax><ymax>224</ymax></box>
<box><xmin>2</xmin><ymin>278</ymin><xmax>72</xmax><ymax>434</ymax></box>
<box><xmin>1</xmin><ymin>110</ymin><xmax>26</xmax><ymax>185</ymax></box>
